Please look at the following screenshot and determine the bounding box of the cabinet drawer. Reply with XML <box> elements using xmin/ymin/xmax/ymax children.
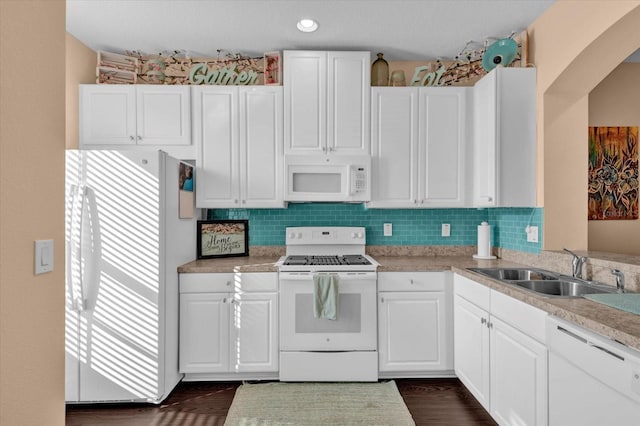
<box><xmin>378</xmin><ymin>272</ymin><xmax>448</xmax><ymax>292</ymax></box>
<box><xmin>180</xmin><ymin>273</ymin><xmax>235</xmax><ymax>293</ymax></box>
<box><xmin>453</xmin><ymin>274</ymin><xmax>490</xmax><ymax>311</ymax></box>
<box><xmin>236</xmin><ymin>272</ymin><xmax>278</xmax><ymax>292</ymax></box>
<box><xmin>491</xmin><ymin>289</ymin><xmax>546</xmax><ymax>343</ymax></box>
<box><xmin>180</xmin><ymin>272</ymin><xmax>277</xmax><ymax>293</ymax></box>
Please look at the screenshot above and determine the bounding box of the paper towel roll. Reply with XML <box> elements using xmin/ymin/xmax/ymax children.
<box><xmin>473</xmin><ymin>221</ymin><xmax>496</xmax><ymax>259</ymax></box>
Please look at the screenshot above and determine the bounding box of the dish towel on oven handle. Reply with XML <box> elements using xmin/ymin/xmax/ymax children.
<box><xmin>313</xmin><ymin>273</ymin><xmax>339</xmax><ymax>320</ymax></box>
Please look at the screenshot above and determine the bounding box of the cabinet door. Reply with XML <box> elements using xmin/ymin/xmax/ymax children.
<box><xmin>473</xmin><ymin>70</ymin><xmax>497</xmax><ymax>207</ymax></box>
<box><xmin>136</xmin><ymin>86</ymin><xmax>191</xmax><ymax>146</ymax></box>
<box><xmin>490</xmin><ymin>316</ymin><xmax>548</xmax><ymax>426</ymax></box>
<box><xmin>454</xmin><ymin>294</ymin><xmax>491</xmax><ymax>411</ymax></box>
<box><xmin>239</xmin><ymin>87</ymin><xmax>284</xmax><ymax>207</ymax></box>
<box><xmin>284</xmin><ymin>51</ymin><xmax>326</xmax><ymax>153</ymax></box>
<box><xmin>179</xmin><ymin>293</ymin><xmax>230</xmax><ymax>373</ymax></box>
<box><xmin>194</xmin><ymin>86</ymin><xmax>240</xmax><ymax>208</ymax></box>
<box><xmin>496</xmin><ymin>68</ymin><xmax>537</xmax><ymax>207</ymax></box>
<box><xmin>379</xmin><ymin>291</ymin><xmax>450</xmax><ymax>372</ymax></box>
<box><xmin>80</xmin><ymin>85</ymin><xmax>136</xmax><ymax>146</ymax></box>
<box><xmin>369</xmin><ymin>88</ymin><xmax>419</xmax><ymax>207</ymax></box>
<box><xmin>327</xmin><ymin>52</ymin><xmax>370</xmax><ymax>154</ymax></box>
<box><xmin>418</xmin><ymin>87</ymin><xmax>467</xmax><ymax>207</ymax></box>
<box><xmin>473</xmin><ymin>68</ymin><xmax>536</xmax><ymax>207</ymax></box>
<box><xmin>231</xmin><ymin>292</ymin><xmax>278</xmax><ymax>373</ymax></box>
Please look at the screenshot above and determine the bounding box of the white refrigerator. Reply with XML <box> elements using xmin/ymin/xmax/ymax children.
<box><xmin>65</xmin><ymin>150</ymin><xmax>196</xmax><ymax>403</ymax></box>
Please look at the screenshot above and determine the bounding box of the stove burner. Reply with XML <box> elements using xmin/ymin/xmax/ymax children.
<box><xmin>282</xmin><ymin>255</ymin><xmax>372</xmax><ymax>266</ymax></box>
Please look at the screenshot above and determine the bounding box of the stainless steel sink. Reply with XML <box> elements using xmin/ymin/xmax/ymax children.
<box><xmin>468</xmin><ymin>267</ymin><xmax>559</xmax><ymax>281</ymax></box>
<box><xmin>511</xmin><ymin>279</ymin><xmax>616</xmax><ymax>297</ymax></box>
<box><xmin>468</xmin><ymin>267</ymin><xmax>616</xmax><ymax>298</ymax></box>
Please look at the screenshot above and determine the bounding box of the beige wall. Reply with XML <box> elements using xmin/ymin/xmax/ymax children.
<box><xmin>588</xmin><ymin>63</ymin><xmax>640</xmax><ymax>254</ymax></box>
<box><xmin>66</xmin><ymin>34</ymin><xmax>97</xmax><ymax>149</ymax></box>
<box><xmin>528</xmin><ymin>1</ymin><xmax>640</xmax><ymax>250</ymax></box>
<box><xmin>0</xmin><ymin>1</ymin><xmax>66</xmax><ymax>425</ymax></box>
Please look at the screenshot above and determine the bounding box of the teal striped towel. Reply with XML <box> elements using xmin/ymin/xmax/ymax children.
<box><xmin>313</xmin><ymin>273</ymin><xmax>339</xmax><ymax>320</ymax></box>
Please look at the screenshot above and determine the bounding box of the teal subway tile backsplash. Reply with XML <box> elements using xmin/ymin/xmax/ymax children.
<box><xmin>208</xmin><ymin>204</ymin><xmax>543</xmax><ymax>254</ymax></box>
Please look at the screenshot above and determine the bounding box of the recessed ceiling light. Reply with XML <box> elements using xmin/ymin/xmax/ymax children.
<box><xmin>297</xmin><ymin>18</ymin><xmax>318</xmax><ymax>33</ymax></box>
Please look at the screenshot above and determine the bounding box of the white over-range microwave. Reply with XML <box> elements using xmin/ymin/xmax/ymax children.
<box><xmin>284</xmin><ymin>155</ymin><xmax>371</xmax><ymax>202</ymax></box>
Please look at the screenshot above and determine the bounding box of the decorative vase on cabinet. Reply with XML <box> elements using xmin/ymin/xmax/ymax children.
<box><xmin>371</xmin><ymin>53</ymin><xmax>389</xmax><ymax>86</ymax></box>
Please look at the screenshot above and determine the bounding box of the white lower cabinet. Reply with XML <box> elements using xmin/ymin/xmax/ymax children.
<box><xmin>179</xmin><ymin>272</ymin><xmax>278</xmax><ymax>380</ymax></box>
<box><xmin>454</xmin><ymin>274</ymin><xmax>548</xmax><ymax>425</ymax></box>
<box><xmin>378</xmin><ymin>272</ymin><xmax>453</xmax><ymax>376</ymax></box>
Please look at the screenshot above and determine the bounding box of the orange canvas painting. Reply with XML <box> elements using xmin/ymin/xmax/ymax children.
<box><xmin>588</xmin><ymin>126</ymin><xmax>639</xmax><ymax>220</ymax></box>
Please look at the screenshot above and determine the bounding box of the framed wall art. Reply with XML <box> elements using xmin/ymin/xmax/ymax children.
<box><xmin>197</xmin><ymin>220</ymin><xmax>249</xmax><ymax>259</ymax></box>
<box><xmin>588</xmin><ymin>126</ymin><xmax>639</xmax><ymax>220</ymax></box>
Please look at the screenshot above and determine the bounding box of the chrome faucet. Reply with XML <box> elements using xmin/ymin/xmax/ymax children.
<box><xmin>563</xmin><ymin>248</ymin><xmax>587</xmax><ymax>279</ymax></box>
<box><xmin>611</xmin><ymin>269</ymin><xmax>625</xmax><ymax>294</ymax></box>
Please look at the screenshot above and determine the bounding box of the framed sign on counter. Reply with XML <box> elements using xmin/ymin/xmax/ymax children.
<box><xmin>197</xmin><ymin>220</ymin><xmax>249</xmax><ymax>259</ymax></box>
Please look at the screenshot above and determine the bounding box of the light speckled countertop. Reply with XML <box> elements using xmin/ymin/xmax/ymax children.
<box><xmin>178</xmin><ymin>252</ymin><xmax>640</xmax><ymax>353</ymax></box>
<box><xmin>178</xmin><ymin>256</ymin><xmax>281</xmax><ymax>273</ymax></box>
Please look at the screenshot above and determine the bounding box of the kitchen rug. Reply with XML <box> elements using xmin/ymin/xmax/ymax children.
<box><xmin>583</xmin><ymin>293</ymin><xmax>640</xmax><ymax>315</ymax></box>
<box><xmin>224</xmin><ymin>380</ymin><xmax>415</xmax><ymax>426</ymax></box>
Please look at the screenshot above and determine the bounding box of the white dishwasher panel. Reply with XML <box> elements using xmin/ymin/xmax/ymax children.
<box><xmin>547</xmin><ymin>317</ymin><xmax>640</xmax><ymax>425</ymax></box>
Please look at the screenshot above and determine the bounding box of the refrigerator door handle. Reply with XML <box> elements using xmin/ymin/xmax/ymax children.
<box><xmin>75</xmin><ymin>186</ymin><xmax>88</xmax><ymax>312</ymax></box>
<box><xmin>68</xmin><ymin>184</ymin><xmax>80</xmax><ymax>311</ymax></box>
<box><xmin>80</xmin><ymin>185</ymin><xmax>102</xmax><ymax>313</ymax></box>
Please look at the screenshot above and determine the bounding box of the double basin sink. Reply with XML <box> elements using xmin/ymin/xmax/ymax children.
<box><xmin>468</xmin><ymin>267</ymin><xmax>616</xmax><ymax>298</ymax></box>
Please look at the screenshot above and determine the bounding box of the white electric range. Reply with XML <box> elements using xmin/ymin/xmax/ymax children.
<box><xmin>278</xmin><ymin>226</ymin><xmax>379</xmax><ymax>382</ymax></box>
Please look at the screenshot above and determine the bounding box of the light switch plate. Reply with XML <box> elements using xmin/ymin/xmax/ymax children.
<box><xmin>383</xmin><ymin>223</ymin><xmax>392</xmax><ymax>237</ymax></box>
<box><xmin>526</xmin><ymin>226</ymin><xmax>539</xmax><ymax>243</ymax></box>
<box><xmin>35</xmin><ymin>239</ymin><xmax>54</xmax><ymax>274</ymax></box>
<box><xmin>442</xmin><ymin>223</ymin><xmax>451</xmax><ymax>237</ymax></box>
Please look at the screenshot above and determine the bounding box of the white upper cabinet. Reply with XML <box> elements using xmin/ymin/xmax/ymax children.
<box><xmin>370</xmin><ymin>88</ymin><xmax>419</xmax><ymax>207</ymax></box>
<box><xmin>284</xmin><ymin>50</ymin><xmax>370</xmax><ymax>155</ymax></box>
<box><xmin>473</xmin><ymin>67</ymin><xmax>536</xmax><ymax>207</ymax></box>
<box><xmin>80</xmin><ymin>85</ymin><xmax>191</xmax><ymax>155</ymax></box>
<box><xmin>418</xmin><ymin>87</ymin><xmax>468</xmax><ymax>207</ymax></box>
<box><xmin>369</xmin><ymin>87</ymin><xmax>469</xmax><ymax>208</ymax></box>
<box><xmin>193</xmin><ymin>86</ymin><xmax>284</xmax><ymax>208</ymax></box>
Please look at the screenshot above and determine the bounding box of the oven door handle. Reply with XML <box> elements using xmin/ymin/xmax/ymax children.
<box><xmin>279</xmin><ymin>271</ymin><xmax>377</xmax><ymax>281</ymax></box>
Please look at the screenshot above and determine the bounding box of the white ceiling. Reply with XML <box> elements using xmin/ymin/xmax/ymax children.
<box><xmin>66</xmin><ymin>0</ymin><xmax>556</xmax><ymax>61</ymax></box>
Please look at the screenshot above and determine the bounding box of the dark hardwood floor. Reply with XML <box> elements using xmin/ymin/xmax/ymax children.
<box><xmin>66</xmin><ymin>378</ymin><xmax>496</xmax><ymax>425</ymax></box>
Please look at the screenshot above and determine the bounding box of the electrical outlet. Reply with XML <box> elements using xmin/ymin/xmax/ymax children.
<box><xmin>526</xmin><ymin>226</ymin><xmax>538</xmax><ymax>243</ymax></box>
<box><xmin>442</xmin><ymin>223</ymin><xmax>451</xmax><ymax>237</ymax></box>
<box><xmin>384</xmin><ymin>223</ymin><xmax>393</xmax><ymax>237</ymax></box>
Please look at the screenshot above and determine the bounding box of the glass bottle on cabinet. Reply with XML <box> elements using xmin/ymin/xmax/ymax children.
<box><xmin>371</xmin><ymin>53</ymin><xmax>389</xmax><ymax>86</ymax></box>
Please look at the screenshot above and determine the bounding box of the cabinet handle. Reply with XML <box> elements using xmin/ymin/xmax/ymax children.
<box><xmin>329</xmin><ymin>147</ymin><xmax>334</xmax><ymax>152</ymax></box>
<box><xmin>223</xmin><ymin>297</ymin><xmax>227</xmax><ymax>303</ymax></box>
<box><xmin>410</xmin><ymin>279</ymin><xmax>414</xmax><ymax>285</ymax></box>
<box><xmin>230</xmin><ymin>299</ymin><xmax>236</xmax><ymax>304</ymax></box>
<box><xmin>137</xmin><ymin>135</ymin><xmax>142</xmax><ymax>141</ymax></box>
<box><xmin>381</xmin><ymin>297</ymin><xmax>384</xmax><ymax>303</ymax></box>
<box><xmin>129</xmin><ymin>135</ymin><xmax>135</xmax><ymax>141</ymax></box>
<box><xmin>234</xmin><ymin>199</ymin><xmax>238</xmax><ymax>204</ymax></box>
<box><xmin>488</xmin><ymin>321</ymin><xmax>493</xmax><ymax>329</ymax></box>
<box><xmin>242</xmin><ymin>200</ymin><xmax>246</xmax><ymax>204</ymax></box>
<box><xmin>481</xmin><ymin>318</ymin><xmax>487</xmax><ymax>325</ymax></box>
<box><xmin>226</xmin><ymin>281</ymin><xmax>231</xmax><ymax>286</ymax></box>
